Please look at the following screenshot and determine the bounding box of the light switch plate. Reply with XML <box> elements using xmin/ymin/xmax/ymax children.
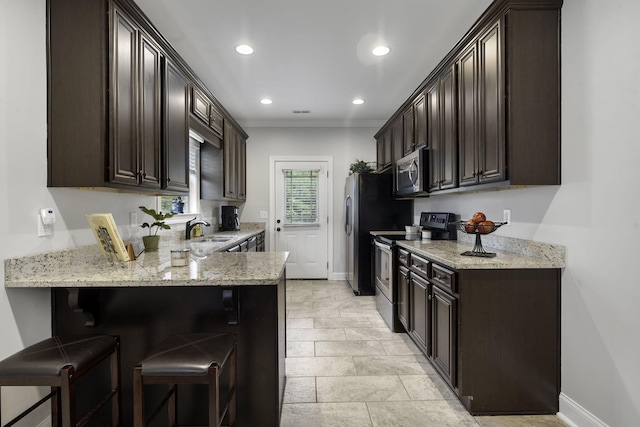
<box><xmin>260</xmin><ymin>211</ymin><xmax>268</xmax><ymax>219</ymax></box>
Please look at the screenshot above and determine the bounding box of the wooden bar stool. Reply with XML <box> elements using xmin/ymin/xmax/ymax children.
<box><xmin>0</xmin><ymin>335</ymin><xmax>121</xmax><ymax>427</ymax></box>
<box><xmin>133</xmin><ymin>333</ymin><xmax>237</xmax><ymax>427</ymax></box>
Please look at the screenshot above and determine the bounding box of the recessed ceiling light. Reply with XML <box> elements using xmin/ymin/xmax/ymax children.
<box><xmin>352</xmin><ymin>98</ymin><xmax>365</xmax><ymax>105</ymax></box>
<box><xmin>235</xmin><ymin>44</ymin><xmax>254</xmax><ymax>55</ymax></box>
<box><xmin>372</xmin><ymin>45</ymin><xmax>390</xmax><ymax>56</ymax></box>
<box><xmin>260</xmin><ymin>98</ymin><xmax>272</xmax><ymax>105</ymax></box>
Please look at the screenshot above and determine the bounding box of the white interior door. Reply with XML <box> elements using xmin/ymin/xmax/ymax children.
<box><xmin>274</xmin><ymin>160</ymin><xmax>328</xmax><ymax>279</ymax></box>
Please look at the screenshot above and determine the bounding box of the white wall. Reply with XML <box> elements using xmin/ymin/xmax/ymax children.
<box><xmin>2</xmin><ymin>0</ymin><xmax>640</xmax><ymax>426</ymax></box>
<box><xmin>242</xmin><ymin>126</ymin><xmax>376</xmax><ymax>278</ymax></box>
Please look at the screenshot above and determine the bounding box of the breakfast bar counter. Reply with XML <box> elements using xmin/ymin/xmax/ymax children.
<box><xmin>5</xmin><ymin>246</ymin><xmax>288</xmax><ymax>426</ymax></box>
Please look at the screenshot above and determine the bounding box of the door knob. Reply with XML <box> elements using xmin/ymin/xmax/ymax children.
<box><xmin>276</xmin><ymin>227</ymin><xmax>281</xmax><ymax>232</ymax></box>
<box><xmin>276</xmin><ymin>219</ymin><xmax>281</xmax><ymax>224</ymax></box>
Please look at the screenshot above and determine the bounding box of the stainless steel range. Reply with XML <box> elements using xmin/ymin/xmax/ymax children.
<box><xmin>373</xmin><ymin>212</ymin><xmax>458</xmax><ymax>332</ymax></box>
<box><xmin>373</xmin><ymin>233</ymin><xmax>419</xmax><ymax>332</ymax></box>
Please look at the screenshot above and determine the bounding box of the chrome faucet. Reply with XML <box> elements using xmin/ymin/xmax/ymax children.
<box><xmin>185</xmin><ymin>217</ymin><xmax>211</xmax><ymax>240</ymax></box>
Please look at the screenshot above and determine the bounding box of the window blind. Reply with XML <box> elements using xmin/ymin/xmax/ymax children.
<box><xmin>282</xmin><ymin>169</ymin><xmax>319</xmax><ymax>225</ymax></box>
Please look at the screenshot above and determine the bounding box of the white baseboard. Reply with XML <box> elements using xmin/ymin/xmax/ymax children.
<box><xmin>559</xmin><ymin>393</ymin><xmax>609</xmax><ymax>427</ymax></box>
<box><xmin>331</xmin><ymin>272</ymin><xmax>347</xmax><ymax>280</ymax></box>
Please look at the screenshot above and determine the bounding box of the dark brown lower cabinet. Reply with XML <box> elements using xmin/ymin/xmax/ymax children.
<box><xmin>401</xmin><ymin>249</ymin><xmax>560</xmax><ymax>415</ymax></box>
<box><xmin>455</xmin><ymin>268</ymin><xmax>560</xmax><ymax>415</ymax></box>
<box><xmin>256</xmin><ymin>231</ymin><xmax>266</xmax><ymax>251</ymax></box>
<box><xmin>409</xmin><ymin>273</ymin><xmax>430</xmax><ymax>353</ymax></box>
<box><xmin>397</xmin><ymin>265</ymin><xmax>410</xmax><ymax>331</ymax></box>
<box><xmin>431</xmin><ymin>285</ymin><xmax>457</xmax><ymax>387</ymax></box>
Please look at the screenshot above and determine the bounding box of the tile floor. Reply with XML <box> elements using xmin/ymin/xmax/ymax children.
<box><xmin>280</xmin><ymin>279</ymin><xmax>568</xmax><ymax>427</ymax></box>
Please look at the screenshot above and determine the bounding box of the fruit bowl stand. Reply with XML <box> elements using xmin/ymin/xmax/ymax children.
<box><xmin>457</xmin><ymin>221</ymin><xmax>506</xmax><ymax>257</ymax></box>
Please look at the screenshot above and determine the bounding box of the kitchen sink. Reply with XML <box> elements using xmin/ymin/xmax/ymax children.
<box><xmin>199</xmin><ymin>236</ymin><xmax>233</xmax><ymax>242</ymax></box>
<box><xmin>188</xmin><ymin>236</ymin><xmax>235</xmax><ymax>257</ymax></box>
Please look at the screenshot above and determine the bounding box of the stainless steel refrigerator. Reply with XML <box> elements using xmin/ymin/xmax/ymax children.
<box><xmin>344</xmin><ymin>173</ymin><xmax>413</xmax><ymax>295</ymax></box>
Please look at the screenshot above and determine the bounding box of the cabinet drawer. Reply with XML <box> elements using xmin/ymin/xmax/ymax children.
<box><xmin>431</xmin><ymin>263</ymin><xmax>456</xmax><ymax>294</ymax></box>
<box><xmin>398</xmin><ymin>248</ymin><xmax>410</xmax><ymax>267</ymax></box>
<box><xmin>410</xmin><ymin>254</ymin><xmax>430</xmax><ymax>279</ymax></box>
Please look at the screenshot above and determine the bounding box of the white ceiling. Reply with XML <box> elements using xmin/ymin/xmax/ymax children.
<box><xmin>134</xmin><ymin>0</ymin><xmax>493</xmax><ymax>127</ymax></box>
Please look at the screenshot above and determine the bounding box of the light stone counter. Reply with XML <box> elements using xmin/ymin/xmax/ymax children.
<box><xmin>372</xmin><ymin>230</ymin><xmax>565</xmax><ymax>270</ymax></box>
<box><xmin>398</xmin><ymin>240</ymin><xmax>564</xmax><ymax>270</ymax></box>
<box><xmin>5</xmin><ymin>244</ymin><xmax>288</xmax><ymax>288</ymax></box>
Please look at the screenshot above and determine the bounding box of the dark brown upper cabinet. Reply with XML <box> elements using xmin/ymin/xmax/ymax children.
<box><xmin>403</xmin><ymin>106</ymin><xmax>414</xmax><ymax>156</ymax></box>
<box><xmin>427</xmin><ymin>65</ymin><xmax>458</xmax><ymax>192</ymax></box>
<box><xmin>222</xmin><ymin>122</ymin><xmax>247</xmax><ymax>201</ymax></box>
<box><xmin>374</xmin><ymin>0</ymin><xmax>562</xmax><ymax>196</ymax></box>
<box><xmin>413</xmin><ymin>94</ymin><xmax>427</xmax><ymax>152</ymax></box>
<box><xmin>375</xmin><ymin>129</ymin><xmax>392</xmax><ymax>172</ymax></box>
<box><xmin>237</xmin><ymin>135</ymin><xmax>247</xmax><ymax>200</ymax></box>
<box><xmin>110</xmin><ymin>9</ymin><xmax>162</xmax><ymax>189</ymax></box>
<box><xmin>191</xmin><ymin>87</ymin><xmax>223</xmax><ymax>138</ymax></box>
<box><xmin>458</xmin><ymin>21</ymin><xmax>505</xmax><ymax>187</ymax></box>
<box><xmin>403</xmin><ymin>94</ymin><xmax>427</xmax><ymax>157</ymax></box>
<box><xmin>163</xmin><ymin>58</ymin><xmax>190</xmax><ymax>192</ymax></box>
<box><xmin>46</xmin><ymin>0</ymin><xmax>246</xmax><ymax>196</ymax></box>
<box><xmin>391</xmin><ymin>115</ymin><xmax>404</xmax><ymax>164</ymax></box>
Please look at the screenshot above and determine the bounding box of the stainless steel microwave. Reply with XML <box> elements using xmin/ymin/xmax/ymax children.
<box><xmin>395</xmin><ymin>148</ymin><xmax>428</xmax><ymax>196</ymax></box>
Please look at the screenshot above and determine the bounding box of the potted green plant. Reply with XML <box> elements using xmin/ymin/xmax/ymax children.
<box><xmin>349</xmin><ymin>159</ymin><xmax>376</xmax><ymax>175</ymax></box>
<box><xmin>139</xmin><ymin>206</ymin><xmax>175</xmax><ymax>252</ymax></box>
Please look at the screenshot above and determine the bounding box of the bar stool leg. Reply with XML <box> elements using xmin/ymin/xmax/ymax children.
<box><xmin>110</xmin><ymin>341</ymin><xmax>122</xmax><ymax>427</ymax></box>
<box><xmin>50</xmin><ymin>387</ymin><xmax>61</xmax><ymax>427</ymax></box>
<box><xmin>133</xmin><ymin>365</ymin><xmax>144</xmax><ymax>427</ymax></box>
<box><xmin>60</xmin><ymin>366</ymin><xmax>76</xmax><ymax>427</ymax></box>
<box><xmin>208</xmin><ymin>365</ymin><xmax>220</xmax><ymax>427</ymax></box>
<box><xmin>229</xmin><ymin>345</ymin><xmax>237</xmax><ymax>427</ymax></box>
<box><xmin>169</xmin><ymin>384</ymin><xmax>177</xmax><ymax>427</ymax></box>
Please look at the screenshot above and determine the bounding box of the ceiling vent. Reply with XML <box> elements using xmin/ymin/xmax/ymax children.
<box><xmin>292</xmin><ymin>110</ymin><xmax>311</xmax><ymax>114</ymax></box>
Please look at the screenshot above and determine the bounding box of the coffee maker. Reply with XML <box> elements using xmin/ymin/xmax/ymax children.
<box><xmin>419</xmin><ymin>212</ymin><xmax>458</xmax><ymax>240</ymax></box>
<box><xmin>220</xmin><ymin>206</ymin><xmax>240</xmax><ymax>231</ymax></box>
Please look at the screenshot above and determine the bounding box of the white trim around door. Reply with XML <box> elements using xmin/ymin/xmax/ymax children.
<box><xmin>269</xmin><ymin>156</ymin><xmax>333</xmax><ymax>279</ymax></box>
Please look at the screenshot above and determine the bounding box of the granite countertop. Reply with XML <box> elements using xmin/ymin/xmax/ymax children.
<box><xmin>371</xmin><ymin>230</ymin><xmax>565</xmax><ymax>270</ymax></box>
<box><xmin>5</xmin><ymin>229</ymin><xmax>288</xmax><ymax>288</ymax></box>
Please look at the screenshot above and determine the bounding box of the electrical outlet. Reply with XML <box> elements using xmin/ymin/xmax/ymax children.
<box><xmin>260</xmin><ymin>211</ymin><xmax>268</xmax><ymax>219</ymax></box>
<box><xmin>503</xmin><ymin>209</ymin><xmax>511</xmax><ymax>225</ymax></box>
<box><xmin>37</xmin><ymin>214</ymin><xmax>52</xmax><ymax>237</ymax></box>
<box><xmin>130</xmin><ymin>212</ymin><xmax>138</xmax><ymax>227</ymax></box>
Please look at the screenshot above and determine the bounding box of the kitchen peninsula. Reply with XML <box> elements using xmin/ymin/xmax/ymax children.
<box><xmin>5</xmin><ymin>245</ymin><xmax>288</xmax><ymax>426</ymax></box>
